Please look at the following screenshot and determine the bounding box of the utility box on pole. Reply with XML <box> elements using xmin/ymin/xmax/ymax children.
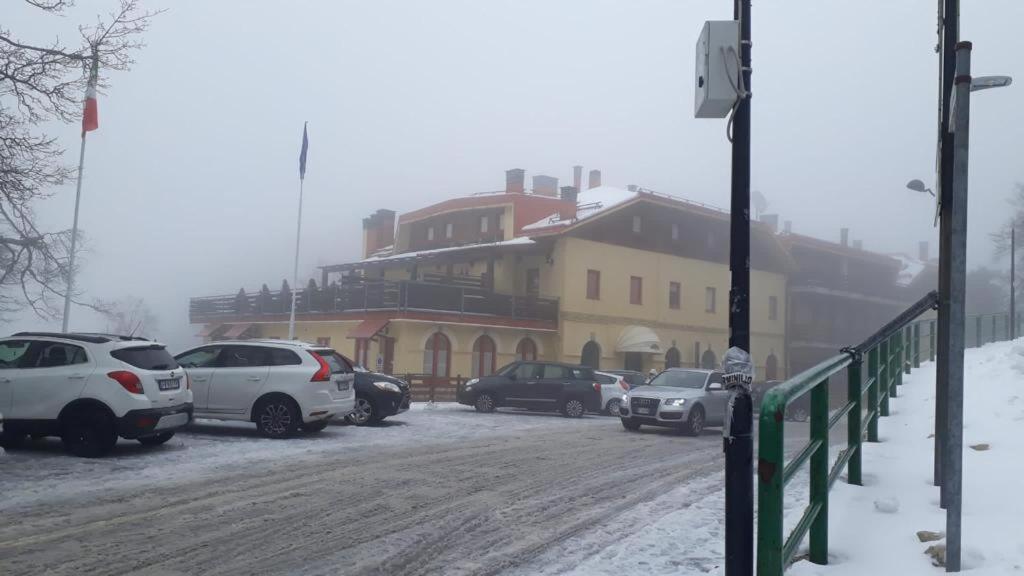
<box><xmin>695</xmin><ymin>20</ymin><xmax>741</xmax><ymax>118</ymax></box>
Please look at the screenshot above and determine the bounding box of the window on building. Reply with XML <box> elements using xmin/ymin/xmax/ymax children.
<box><xmin>422</xmin><ymin>332</ymin><xmax>450</xmax><ymax>377</ymax></box>
<box><xmin>705</xmin><ymin>287</ymin><xmax>716</xmax><ymax>313</ymax></box>
<box><xmin>427</xmin><ymin>226</ymin><xmax>435</xmax><ymax>241</ymax></box>
<box><xmin>769</xmin><ymin>296</ymin><xmax>778</xmax><ymax>320</ymax></box>
<box><xmin>480</xmin><ymin>215</ymin><xmax>489</xmax><ymax>233</ymax></box>
<box><xmin>516</xmin><ymin>338</ymin><xmax>537</xmax><ymax>361</ymax></box>
<box><xmin>671</xmin><ymin>223</ymin><xmax>679</xmax><ymax>241</ymax></box>
<box><xmin>497</xmin><ymin>212</ymin><xmax>505</xmax><ymax>231</ymax></box>
<box><xmin>445</xmin><ymin>222</ymin><xmax>453</xmax><ymax>239</ymax></box>
<box><xmin>471</xmin><ymin>335</ymin><xmax>496</xmax><ymax>378</ymax></box>
<box><xmin>632</xmin><ymin>215</ymin><xmax>642</xmax><ymax>234</ymax></box>
<box><xmin>669</xmin><ymin>282</ymin><xmax>681</xmax><ymax>309</ymax></box>
<box><xmin>630</xmin><ymin>276</ymin><xmax>643</xmax><ymax>305</ymax></box>
<box><xmin>586</xmin><ymin>269</ymin><xmax>600</xmax><ymax>300</ymax></box>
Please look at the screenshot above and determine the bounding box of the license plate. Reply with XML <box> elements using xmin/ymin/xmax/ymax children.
<box><xmin>157</xmin><ymin>378</ymin><xmax>180</xmax><ymax>391</ymax></box>
<box><xmin>337</xmin><ymin>381</ymin><xmax>350</xmax><ymax>391</ymax></box>
<box><xmin>636</xmin><ymin>407</ymin><xmax>652</xmax><ymax>415</ymax></box>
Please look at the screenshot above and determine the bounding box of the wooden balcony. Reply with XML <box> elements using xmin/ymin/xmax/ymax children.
<box><xmin>189</xmin><ymin>279</ymin><xmax>559</xmax><ymax>324</ymax></box>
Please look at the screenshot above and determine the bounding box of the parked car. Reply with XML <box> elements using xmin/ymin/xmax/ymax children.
<box><xmin>619</xmin><ymin>368</ymin><xmax>729</xmax><ymax>435</ymax></box>
<box><xmin>455</xmin><ymin>361</ymin><xmax>602</xmax><ymax>417</ymax></box>
<box><xmin>607</xmin><ymin>369</ymin><xmax>647</xmax><ymax>389</ymax></box>
<box><xmin>345</xmin><ymin>366</ymin><xmax>411</xmax><ymax>426</ymax></box>
<box><xmin>0</xmin><ymin>332</ymin><xmax>193</xmax><ymax>457</ymax></box>
<box><xmin>174</xmin><ymin>340</ymin><xmax>355</xmax><ymax>438</ymax></box>
<box><xmin>595</xmin><ymin>371</ymin><xmax>630</xmax><ymax>415</ymax></box>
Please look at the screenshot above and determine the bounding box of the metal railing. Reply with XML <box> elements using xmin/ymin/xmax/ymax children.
<box><xmin>757</xmin><ymin>295</ymin><xmax>1018</xmax><ymax>575</ymax></box>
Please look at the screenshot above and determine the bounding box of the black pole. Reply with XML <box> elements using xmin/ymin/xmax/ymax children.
<box><xmin>1011</xmin><ymin>226</ymin><xmax>1016</xmax><ymax>340</ymax></box>
<box><xmin>934</xmin><ymin>0</ymin><xmax>958</xmax><ymax>502</ymax></box>
<box><xmin>725</xmin><ymin>0</ymin><xmax>753</xmax><ymax>574</ymax></box>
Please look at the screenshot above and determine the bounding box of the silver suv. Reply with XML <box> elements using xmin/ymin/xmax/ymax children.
<box><xmin>618</xmin><ymin>368</ymin><xmax>729</xmax><ymax>435</ymax></box>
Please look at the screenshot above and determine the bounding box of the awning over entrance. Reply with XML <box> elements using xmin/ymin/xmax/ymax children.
<box><xmin>197</xmin><ymin>324</ymin><xmax>222</xmax><ymax>337</ymax></box>
<box><xmin>347</xmin><ymin>317</ymin><xmax>390</xmax><ymax>340</ymax></box>
<box><xmin>223</xmin><ymin>323</ymin><xmax>253</xmax><ymax>339</ymax></box>
<box><xmin>615</xmin><ymin>326</ymin><xmax>662</xmax><ymax>353</ymax></box>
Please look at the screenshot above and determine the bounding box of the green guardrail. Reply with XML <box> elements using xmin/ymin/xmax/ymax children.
<box><xmin>757</xmin><ymin>294</ymin><xmax>1016</xmax><ymax>575</ymax></box>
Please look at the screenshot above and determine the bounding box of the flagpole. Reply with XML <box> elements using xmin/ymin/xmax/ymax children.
<box><xmin>61</xmin><ymin>132</ymin><xmax>88</xmax><ymax>333</ymax></box>
<box><xmin>288</xmin><ymin>175</ymin><xmax>304</xmax><ymax>340</ymax></box>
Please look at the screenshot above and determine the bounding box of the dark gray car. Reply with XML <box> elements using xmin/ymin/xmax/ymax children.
<box><xmin>618</xmin><ymin>368</ymin><xmax>729</xmax><ymax>435</ymax></box>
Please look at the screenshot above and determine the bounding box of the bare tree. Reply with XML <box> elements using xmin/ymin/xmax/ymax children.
<box><xmin>990</xmin><ymin>183</ymin><xmax>1024</xmax><ymax>302</ymax></box>
<box><xmin>96</xmin><ymin>295</ymin><xmax>158</xmax><ymax>336</ymax></box>
<box><xmin>0</xmin><ymin>0</ymin><xmax>159</xmax><ymax>319</ymax></box>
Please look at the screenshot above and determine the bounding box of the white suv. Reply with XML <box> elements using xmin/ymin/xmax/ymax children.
<box><xmin>0</xmin><ymin>332</ymin><xmax>194</xmax><ymax>457</ymax></box>
<box><xmin>174</xmin><ymin>340</ymin><xmax>355</xmax><ymax>438</ymax></box>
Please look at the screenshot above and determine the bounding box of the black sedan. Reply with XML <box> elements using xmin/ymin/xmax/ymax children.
<box><xmin>345</xmin><ymin>368</ymin><xmax>411</xmax><ymax>426</ymax></box>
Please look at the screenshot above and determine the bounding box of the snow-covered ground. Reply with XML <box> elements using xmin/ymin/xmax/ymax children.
<box><xmin>0</xmin><ymin>402</ymin><xmax>592</xmax><ymax>513</ymax></box>
<box><xmin>789</xmin><ymin>339</ymin><xmax>1024</xmax><ymax>576</ymax></box>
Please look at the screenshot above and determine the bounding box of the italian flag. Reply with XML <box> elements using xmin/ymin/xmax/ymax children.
<box><xmin>81</xmin><ymin>56</ymin><xmax>99</xmax><ymax>136</ymax></box>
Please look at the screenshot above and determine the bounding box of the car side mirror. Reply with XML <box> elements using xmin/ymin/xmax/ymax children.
<box><xmin>508</xmin><ymin>373</ymin><xmax>516</xmax><ymax>380</ymax></box>
<box><xmin>708</xmin><ymin>382</ymin><xmax>724</xmax><ymax>391</ymax></box>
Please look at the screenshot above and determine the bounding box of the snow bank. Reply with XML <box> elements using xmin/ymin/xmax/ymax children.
<box><xmin>789</xmin><ymin>339</ymin><xmax>1024</xmax><ymax>576</ymax></box>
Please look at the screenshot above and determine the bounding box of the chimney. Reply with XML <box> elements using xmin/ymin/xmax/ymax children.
<box><xmin>573</xmin><ymin>165</ymin><xmax>583</xmax><ymax>194</ymax></box>
<box><xmin>362</xmin><ymin>209</ymin><xmax>396</xmax><ymax>258</ymax></box>
<box><xmin>840</xmin><ymin>227</ymin><xmax>849</xmax><ymax>247</ymax></box>
<box><xmin>588</xmin><ymin>169</ymin><xmax>601</xmax><ymax>189</ymax></box>
<box><xmin>784</xmin><ymin>220</ymin><xmax>792</xmax><ymax>234</ymax></box>
<box><xmin>853</xmin><ymin>239</ymin><xmax>863</xmax><ymax>250</ymax></box>
<box><xmin>561</xmin><ymin>183</ymin><xmax>577</xmax><ymax>208</ymax></box>
<box><xmin>760</xmin><ymin>213</ymin><xmax>779</xmax><ymax>234</ymax></box>
<box><xmin>505</xmin><ymin>168</ymin><xmax>525</xmax><ymax>194</ymax></box>
<box><xmin>532</xmin><ymin>175</ymin><xmax>559</xmax><ymax>197</ymax></box>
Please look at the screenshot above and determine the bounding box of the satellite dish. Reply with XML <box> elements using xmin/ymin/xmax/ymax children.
<box><xmin>752</xmin><ymin>190</ymin><xmax>768</xmax><ymax>219</ymax></box>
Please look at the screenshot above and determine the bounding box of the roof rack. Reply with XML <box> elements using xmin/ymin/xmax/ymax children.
<box><xmin>10</xmin><ymin>332</ymin><xmax>153</xmax><ymax>344</ymax></box>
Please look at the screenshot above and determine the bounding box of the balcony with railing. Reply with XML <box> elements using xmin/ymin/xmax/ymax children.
<box><xmin>189</xmin><ymin>278</ymin><xmax>559</xmax><ymax>324</ymax></box>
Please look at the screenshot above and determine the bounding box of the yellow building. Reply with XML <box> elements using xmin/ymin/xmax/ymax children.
<box><xmin>190</xmin><ymin>168</ymin><xmax>789</xmax><ymax>384</ymax></box>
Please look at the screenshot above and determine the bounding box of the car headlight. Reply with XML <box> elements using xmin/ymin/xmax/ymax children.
<box><xmin>621</xmin><ymin>394</ymin><xmax>629</xmax><ymax>403</ymax></box>
<box><xmin>373</xmin><ymin>381</ymin><xmax>402</xmax><ymax>393</ymax></box>
<box><xmin>663</xmin><ymin>398</ymin><xmax>687</xmax><ymax>407</ymax></box>
<box><xmin>465</xmin><ymin>378</ymin><xmax>479</xmax><ymax>389</ymax></box>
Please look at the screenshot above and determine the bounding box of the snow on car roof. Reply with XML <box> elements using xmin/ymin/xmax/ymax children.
<box><xmin>521</xmin><ymin>185</ymin><xmax>638</xmax><ymax>232</ymax></box>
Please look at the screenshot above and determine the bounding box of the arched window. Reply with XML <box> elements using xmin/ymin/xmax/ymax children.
<box><xmin>581</xmin><ymin>340</ymin><xmax>601</xmax><ymax>370</ymax></box>
<box><xmin>701</xmin><ymin>348</ymin><xmax>717</xmax><ymax>370</ymax></box>
<box><xmin>664</xmin><ymin>347</ymin><xmax>681</xmax><ymax>369</ymax></box>
<box><xmin>423</xmin><ymin>332</ymin><xmax>450</xmax><ymax>377</ymax></box>
<box><xmin>472</xmin><ymin>335</ymin><xmax>496</xmax><ymax>378</ymax></box>
<box><xmin>765</xmin><ymin>353</ymin><xmax>779</xmax><ymax>380</ymax></box>
<box><xmin>516</xmin><ymin>338</ymin><xmax>537</xmax><ymax>361</ymax></box>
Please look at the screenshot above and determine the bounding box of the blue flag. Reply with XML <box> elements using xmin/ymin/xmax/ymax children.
<box><xmin>299</xmin><ymin>122</ymin><xmax>309</xmax><ymax>179</ymax></box>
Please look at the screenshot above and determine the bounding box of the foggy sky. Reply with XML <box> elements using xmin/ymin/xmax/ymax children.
<box><xmin>7</xmin><ymin>0</ymin><xmax>1024</xmax><ymax>350</ymax></box>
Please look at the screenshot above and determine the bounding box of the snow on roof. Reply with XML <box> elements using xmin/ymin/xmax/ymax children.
<box><xmin>890</xmin><ymin>253</ymin><xmax>927</xmax><ymax>286</ymax></box>
<box><xmin>522</xmin><ymin>185</ymin><xmax>638</xmax><ymax>232</ymax></box>
<box><xmin>357</xmin><ymin>236</ymin><xmax>535</xmax><ymax>265</ymax></box>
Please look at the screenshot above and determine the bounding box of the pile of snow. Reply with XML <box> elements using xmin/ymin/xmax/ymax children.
<box><xmin>790</xmin><ymin>338</ymin><xmax>1024</xmax><ymax>575</ymax></box>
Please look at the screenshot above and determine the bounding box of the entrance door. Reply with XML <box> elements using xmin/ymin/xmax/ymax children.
<box><xmin>624</xmin><ymin>352</ymin><xmax>643</xmax><ymax>372</ymax></box>
<box><xmin>382</xmin><ymin>337</ymin><xmax>395</xmax><ymax>374</ymax></box>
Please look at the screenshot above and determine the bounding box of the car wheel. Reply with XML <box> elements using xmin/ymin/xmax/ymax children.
<box><xmin>255</xmin><ymin>396</ymin><xmax>301</xmax><ymax>439</ymax></box>
<box><xmin>302</xmin><ymin>420</ymin><xmax>330</xmax><ymax>434</ymax></box>
<box><xmin>560</xmin><ymin>397</ymin><xmax>585</xmax><ymax>418</ymax></box>
<box><xmin>621</xmin><ymin>418</ymin><xmax>641</xmax><ymax>431</ymax></box>
<box><xmin>61</xmin><ymin>407</ymin><xmax>118</xmax><ymax>458</ymax></box>
<box><xmin>788</xmin><ymin>406</ymin><xmax>809</xmax><ymax>422</ymax></box>
<box><xmin>474</xmin><ymin>393</ymin><xmax>496</xmax><ymax>413</ymax></box>
<box><xmin>604</xmin><ymin>398</ymin><xmax>623</xmax><ymax>416</ymax></box>
<box><xmin>137</xmin><ymin>432</ymin><xmax>175</xmax><ymax>446</ymax></box>
<box><xmin>347</xmin><ymin>396</ymin><xmax>381</xmax><ymax>425</ymax></box>
<box><xmin>684</xmin><ymin>405</ymin><xmax>705</xmax><ymax>436</ymax></box>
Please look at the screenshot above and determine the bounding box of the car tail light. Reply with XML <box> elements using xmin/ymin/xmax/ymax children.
<box><xmin>186</xmin><ymin>372</ymin><xmax>192</xmax><ymax>390</ymax></box>
<box><xmin>108</xmin><ymin>370</ymin><xmax>144</xmax><ymax>395</ymax></box>
<box><xmin>618</xmin><ymin>378</ymin><xmax>629</xmax><ymax>391</ymax></box>
<box><xmin>308</xmin><ymin>351</ymin><xmax>332</xmax><ymax>382</ymax></box>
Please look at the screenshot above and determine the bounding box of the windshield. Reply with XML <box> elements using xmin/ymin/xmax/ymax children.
<box><xmin>647</xmin><ymin>370</ymin><xmax>708</xmax><ymax>389</ymax></box>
